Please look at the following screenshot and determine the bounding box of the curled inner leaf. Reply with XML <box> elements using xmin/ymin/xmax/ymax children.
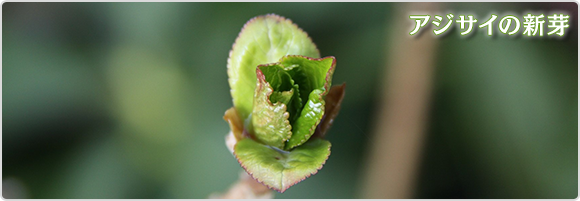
<box><xmin>251</xmin><ymin>55</ymin><xmax>336</xmax><ymax>150</ymax></box>
<box><xmin>250</xmin><ymin>69</ymin><xmax>293</xmax><ymax>149</ymax></box>
<box><xmin>313</xmin><ymin>83</ymin><xmax>346</xmax><ymax>138</ymax></box>
<box><xmin>281</xmin><ymin>56</ymin><xmax>336</xmax><ymax>150</ymax></box>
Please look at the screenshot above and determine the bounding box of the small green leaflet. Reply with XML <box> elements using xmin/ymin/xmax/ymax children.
<box><xmin>250</xmin><ymin>68</ymin><xmax>293</xmax><ymax>149</ymax></box>
<box><xmin>228</xmin><ymin>14</ymin><xmax>320</xmax><ymax>121</ymax></box>
<box><xmin>282</xmin><ymin>56</ymin><xmax>335</xmax><ymax>150</ymax></box>
<box><xmin>226</xmin><ymin>14</ymin><xmax>344</xmax><ymax>194</ymax></box>
<box><xmin>234</xmin><ymin>138</ymin><xmax>331</xmax><ymax>193</ymax></box>
<box><xmin>251</xmin><ymin>56</ymin><xmax>335</xmax><ymax>150</ymax></box>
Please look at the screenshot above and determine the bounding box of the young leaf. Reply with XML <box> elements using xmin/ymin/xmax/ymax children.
<box><xmin>250</xmin><ymin>69</ymin><xmax>293</xmax><ymax>149</ymax></box>
<box><xmin>226</xmin><ymin>14</ymin><xmax>344</xmax><ymax>194</ymax></box>
<box><xmin>283</xmin><ymin>56</ymin><xmax>336</xmax><ymax>105</ymax></box>
<box><xmin>313</xmin><ymin>83</ymin><xmax>346</xmax><ymax>138</ymax></box>
<box><xmin>258</xmin><ymin>64</ymin><xmax>303</xmax><ymax>123</ymax></box>
<box><xmin>285</xmin><ymin>89</ymin><xmax>326</xmax><ymax>150</ymax></box>
<box><xmin>228</xmin><ymin>14</ymin><xmax>320</xmax><ymax>121</ymax></box>
<box><xmin>282</xmin><ymin>56</ymin><xmax>336</xmax><ymax>150</ymax></box>
<box><xmin>270</xmin><ymin>90</ymin><xmax>294</xmax><ymax>106</ymax></box>
<box><xmin>250</xmin><ymin>56</ymin><xmax>336</xmax><ymax>150</ymax></box>
<box><xmin>224</xmin><ymin>107</ymin><xmax>244</xmax><ymax>141</ymax></box>
<box><xmin>234</xmin><ymin>137</ymin><xmax>331</xmax><ymax>193</ymax></box>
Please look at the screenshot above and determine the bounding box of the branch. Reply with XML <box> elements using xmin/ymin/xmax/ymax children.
<box><xmin>360</xmin><ymin>2</ymin><xmax>440</xmax><ymax>199</ymax></box>
<box><xmin>210</xmin><ymin>132</ymin><xmax>274</xmax><ymax>199</ymax></box>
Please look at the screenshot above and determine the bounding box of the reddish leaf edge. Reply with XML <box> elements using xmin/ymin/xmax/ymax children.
<box><xmin>233</xmin><ymin>138</ymin><xmax>332</xmax><ymax>193</ymax></box>
<box><xmin>313</xmin><ymin>83</ymin><xmax>346</xmax><ymax>138</ymax></box>
<box><xmin>227</xmin><ymin>14</ymin><xmax>321</xmax><ymax>91</ymax></box>
<box><xmin>253</xmin><ymin>68</ymin><xmax>293</xmax><ymax>145</ymax></box>
<box><xmin>259</xmin><ymin>55</ymin><xmax>336</xmax><ymax>150</ymax></box>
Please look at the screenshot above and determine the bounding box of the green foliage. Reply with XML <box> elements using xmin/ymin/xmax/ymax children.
<box><xmin>252</xmin><ymin>56</ymin><xmax>336</xmax><ymax>150</ymax></box>
<box><xmin>250</xmin><ymin>67</ymin><xmax>293</xmax><ymax>149</ymax></box>
<box><xmin>227</xmin><ymin>14</ymin><xmax>320</xmax><ymax>121</ymax></box>
<box><xmin>234</xmin><ymin>138</ymin><xmax>331</xmax><ymax>193</ymax></box>
<box><xmin>225</xmin><ymin>14</ymin><xmax>344</xmax><ymax>193</ymax></box>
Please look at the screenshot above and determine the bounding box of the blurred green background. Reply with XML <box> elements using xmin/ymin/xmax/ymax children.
<box><xmin>2</xmin><ymin>2</ymin><xmax>577</xmax><ymax>199</ymax></box>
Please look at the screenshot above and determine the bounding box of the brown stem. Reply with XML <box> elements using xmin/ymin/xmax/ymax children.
<box><xmin>210</xmin><ymin>170</ymin><xmax>274</xmax><ymax>199</ymax></box>
<box><xmin>360</xmin><ymin>2</ymin><xmax>440</xmax><ymax>199</ymax></box>
<box><xmin>213</xmin><ymin>130</ymin><xmax>274</xmax><ymax>199</ymax></box>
